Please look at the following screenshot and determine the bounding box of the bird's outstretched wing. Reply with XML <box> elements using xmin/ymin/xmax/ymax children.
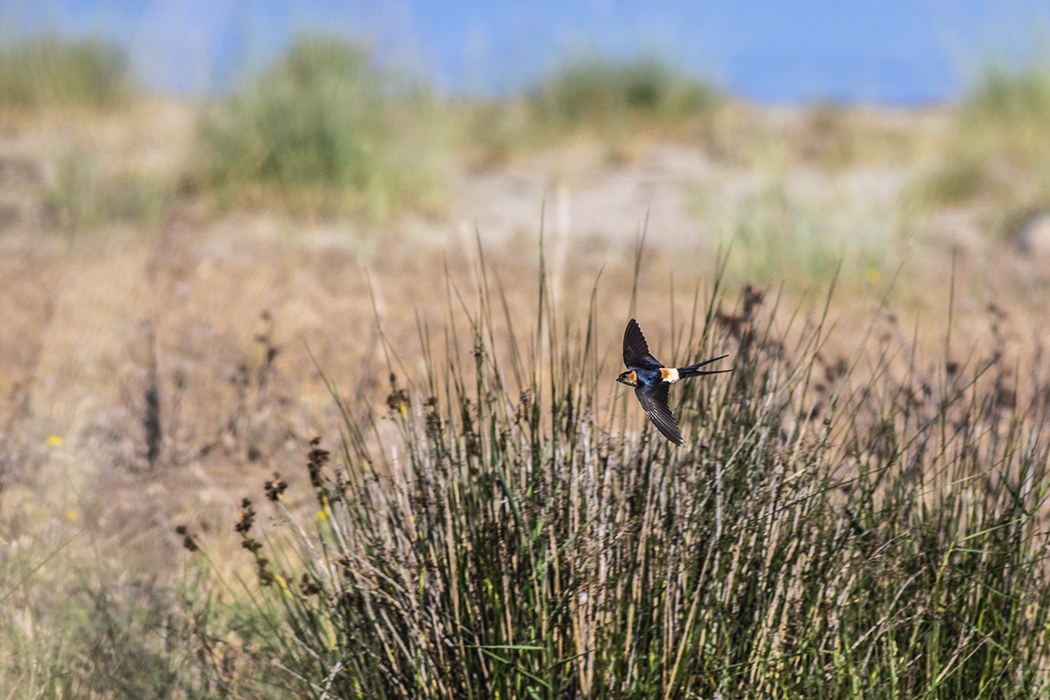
<box><xmin>635</xmin><ymin>382</ymin><xmax>683</xmax><ymax>445</ymax></box>
<box><xmin>623</xmin><ymin>318</ymin><xmax>663</xmax><ymax>370</ymax></box>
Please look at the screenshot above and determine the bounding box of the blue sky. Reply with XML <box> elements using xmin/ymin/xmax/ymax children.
<box><xmin>2</xmin><ymin>0</ymin><xmax>1048</xmax><ymax>103</ymax></box>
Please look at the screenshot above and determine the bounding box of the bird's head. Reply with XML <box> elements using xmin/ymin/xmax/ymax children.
<box><xmin>616</xmin><ymin>370</ymin><xmax>637</xmax><ymax>387</ymax></box>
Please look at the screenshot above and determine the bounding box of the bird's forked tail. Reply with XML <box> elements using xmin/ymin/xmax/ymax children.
<box><xmin>679</xmin><ymin>354</ymin><xmax>731</xmax><ymax>378</ymax></box>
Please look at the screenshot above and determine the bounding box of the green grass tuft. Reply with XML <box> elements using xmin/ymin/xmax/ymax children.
<box><xmin>916</xmin><ymin>47</ymin><xmax>1050</xmax><ymax>210</ymax></box>
<box><xmin>45</xmin><ymin>152</ymin><xmax>174</xmax><ymax>233</ymax></box>
<box><xmin>192</xmin><ymin>35</ymin><xmax>446</xmax><ymax>219</ymax></box>
<box><xmin>705</xmin><ymin>181</ymin><xmax>899</xmax><ymax>288</ymax></box>
<box><xmin>530</xmin><ymin>55</ymin><xmax>720</xmax><ymax>143</ymax></box>
<box><xmin>964</xmin><ymin>54</ymin><xmax>1050</xmax><ymax>127</ymax></box>
<box><xmin>0</xmin><ymin>35</ymin><xmax>130</xmax><ymax>112</ymax></box>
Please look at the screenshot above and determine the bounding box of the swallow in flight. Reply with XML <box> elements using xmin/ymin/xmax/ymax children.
<box><xmin>616</xmin><ymin>318</ymin><xmax>729</xmax><ymax>446</ymax></box>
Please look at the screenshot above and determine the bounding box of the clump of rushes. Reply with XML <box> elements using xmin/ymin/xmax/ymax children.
<box><xmin>229</xmin><ymin>246</ymin><xmax>1050</xmax><ymax>698</ymax></box>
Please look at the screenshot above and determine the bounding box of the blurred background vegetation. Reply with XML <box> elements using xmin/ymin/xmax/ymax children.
<box><xmin>2</xmin><ymin>29</ymin><xmax>1049</xmax><ymax>255</ymax></box>
<box><xmin>0</xmin><ymin>34</ymin><xmax>735</xmax><ymax>226</ymax></box>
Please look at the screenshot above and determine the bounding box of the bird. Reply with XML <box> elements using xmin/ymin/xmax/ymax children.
<box><xmin>616</xmin><ymin>318</ymin><xmax>729</xmax><ymax>446</ymax></box>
